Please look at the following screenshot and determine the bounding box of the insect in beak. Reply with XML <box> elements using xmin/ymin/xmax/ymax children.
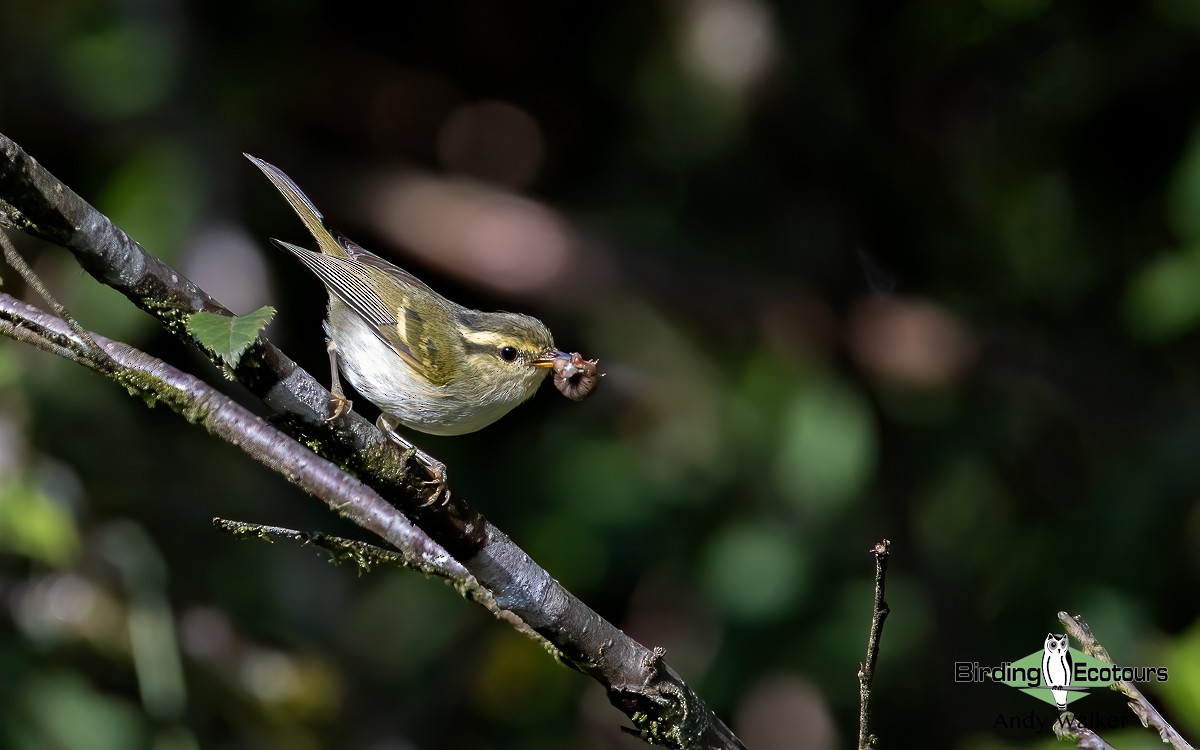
<box><xmin>534</xmin><ymin>349</ymin><xmax>568</xmax><ymax>368</ymax></box>
<box><xmin>550</xmin><ymin>352</ymin><xmax>602</xmax><ymax>401</ymax></box>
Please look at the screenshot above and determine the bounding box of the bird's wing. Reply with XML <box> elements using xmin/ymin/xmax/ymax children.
<box><xmin>271</xmin><ymin>239</ymin><xmax>453</xmax><ymax>386</ymax></box>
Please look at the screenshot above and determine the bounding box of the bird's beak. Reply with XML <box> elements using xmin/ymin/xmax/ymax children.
<box><xmin>533</xmin><ymin>349</ymin><xmax>567</xmax><ymax>368</ymax></box>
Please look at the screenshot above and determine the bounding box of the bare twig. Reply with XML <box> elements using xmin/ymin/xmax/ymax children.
<box><xmin>1059</xmin><ymin>612</ymin><xmax>1193</xmax><ymax>750</ymax></box>
<box><xmin>0</xmin><ymin>133</ymin><xmax>744</xmax><ymax>748</ymax></box>
<box><xmin>857</xmin><ymin>538</ymin><xmax>891</xmax><ymax>750</ymax></box>
<box><xmin>212</xmin><ymin>518</ymin><xmax>558</xmax><ymax>650</ymax></box>
<box><xmin>0</xmin><ymin>230</ymin><xmax>117</xmax><ymax>370</ymax></box>
<box><xmin>213</xmin><ymin>518</ymin><xmax>451</xmax><ymax>576</ymax></box>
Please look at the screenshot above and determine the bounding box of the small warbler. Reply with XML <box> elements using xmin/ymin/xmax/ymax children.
<box><xmin>247</xmin><ymin>155</ymin><xmax>591</xmax><ymax>496</ymax></box>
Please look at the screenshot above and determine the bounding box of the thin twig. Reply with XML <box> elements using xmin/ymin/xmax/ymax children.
<box><xmin>1059</xmin><ymin>612</ymin><xmax>1193</xmax><ymax>750</ymax></box>
<box><xmin>0</xmin><ymin>230</ymin><xmax>117</xmax><ymax>371</ymax></box>
<box><xmin>857</xmin><ymin>538</ymin><xmax>891</xmax><ymax>750</ymax></box>
<box><xmin>0</xmin><ymin>311</ymin><xmax>88</xmax><ymax>361</ymax></box>
<box><xmin>214</xmin><ymin>518</ymin><xmax>448</xmax><ymax>575</ymax></box>
<box><xmin>211</xmin><ymin>518</ymin><xmax>558</xmax><ymax>650</ymax></box>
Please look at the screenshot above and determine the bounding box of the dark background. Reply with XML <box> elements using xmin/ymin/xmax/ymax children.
<box><xmin>2</xmin><ymin>1</ymin><xmax>1199</xmax><ymax>748</ymax></box>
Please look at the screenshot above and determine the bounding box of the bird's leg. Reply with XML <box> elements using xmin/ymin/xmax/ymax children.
<box><xmin>326</xmin><ymin>339</ymin><xmax>352</xmax><ymax>420</ymax></box>
<box><xmin>376</xmin><ymin>414</ymin><xmax>449</xmax><ymax>506</ymax></box>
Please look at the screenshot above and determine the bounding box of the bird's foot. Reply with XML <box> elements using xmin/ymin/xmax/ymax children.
<box><xmin>326</xmin><ymin>391</ymin><xmax>352</xmax><ymax>422</ymax></box>
<box><xmin>376</xmin><ymin>414</ymin><xmax>449</xmax><ymax>506</ymax></box>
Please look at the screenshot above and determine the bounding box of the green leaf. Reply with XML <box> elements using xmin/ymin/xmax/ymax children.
<box><xmin>185</xmin><ymin>306</ymin><xmax>275</xmax><ymax>368</ymax></box>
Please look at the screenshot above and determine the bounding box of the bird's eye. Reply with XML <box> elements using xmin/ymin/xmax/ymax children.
<box><xmin>499</xmin><ymin>346</ymin><xmax>518</xmax><ymax>362</ymax></box>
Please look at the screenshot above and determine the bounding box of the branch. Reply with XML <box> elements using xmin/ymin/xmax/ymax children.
<box><xmin>857</xmin><ymin>538</ymin><xmax>891</xmax><ymax>750</ymax></box>
<box><xmin>0</xmin><ymin>134</ymin><xmax>744</xmax><ymax>748</ymax></box>
<box><xmin>1059</xmin><ymin>612</ymin><xmax>1193</xmax><ymax>750</ymax></box>
<box><xmin>1053</xmin><ymin>713</ymin><xmax>1120</xmax><ymax>750</ymax></box>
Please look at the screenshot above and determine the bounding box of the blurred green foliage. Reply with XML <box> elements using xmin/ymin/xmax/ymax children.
<box><xmin>1</xmin><ymin>1</ymin><xmax>1199</xmax><ymax>748</ymax></box>
<box><xmin>0</xmin><ymin>479</ymin><xmax>80</xmax><ymax>567</ymax></box>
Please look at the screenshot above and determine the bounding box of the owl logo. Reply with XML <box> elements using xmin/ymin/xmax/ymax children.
<box><xmin>1042</xmin><ymin>633</ymin><xmax>1072</xmax><ymax>709</ymax></box>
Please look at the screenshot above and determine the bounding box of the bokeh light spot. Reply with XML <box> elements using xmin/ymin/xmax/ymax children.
<box><xmin>703</xmin><ymin>522</ymin><xmax>807</xmax><ymax>621</ymax></box>
<box><xmin>436</xmin><ymin>100</ymin><xmax>545</xmax><ymax>189</ymax></box>
<box><xmin>1123</xmin><ymin>245</ymin><xmax>1200</xmax><ymax>342</ymax></box>
<box><xmin>54</xmin><ymin>21</ymin><xmax>179</xmax><ymax>120</ymax></box>
<box><xmin>366</xmin><ymin>173</ymin><xmax>570</xmax><ymax>295</ymax></box>
<box><xmin>848</xmin><ymin>296</ymin><xmax>978</xmax><ymax>389</ymax></box>
<box><xmin>683</xmin><ymin>0</ymin><xmax>777</xmax><ymax>95</ymax></box>
<box><xmin>775</xmin><ymin>379</ymin><xmax>877</xmax><ymax>515</ymax></box>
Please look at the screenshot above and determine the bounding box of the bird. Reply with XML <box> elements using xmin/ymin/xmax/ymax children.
<box><xmin>247</xmin><ymin>154</ymin><xmax>573</xmax><ymax>500</ymax></box>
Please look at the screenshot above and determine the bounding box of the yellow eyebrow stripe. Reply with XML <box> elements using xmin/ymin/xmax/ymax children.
<box><xmin>459</xmin><ymin>329</ymin><xmax>510</xmax><ymax>348</ymax></box>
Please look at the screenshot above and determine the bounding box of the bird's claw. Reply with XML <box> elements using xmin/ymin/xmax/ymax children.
<box><xmin>376</xmin><ymin>415</ymin><xmax>450</xmax><ymax>506</ymax></box>
<box><xmin>326</xmin><ymin>392</ymin><xmax>352</xmax><ymax>422</ymax></box>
